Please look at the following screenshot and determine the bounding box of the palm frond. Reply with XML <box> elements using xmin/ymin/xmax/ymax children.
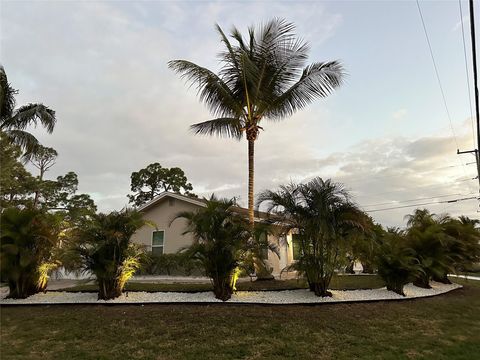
<box><xmin>167</xmin><ymin>60</ymin><xmax>243</xmax><ymax>118</ymax></box>
<box><xmin>266</xmin><ymin>61</ymin><xmax>345</xmax><ymax>120</ymax></box>
<box><xmin>190</xmin><ymin>117</ymin><xmax>243</xmax><ymax>140</ymax></box>
<box><xmin>7</xmin><ymin>103</ymin><xmax>56</xmax><ymax>133</ymax></box>
<box><xmin>2</xmin><ymin>129</ymin><xmax>40</xmax><ymax>160</ymax></box>
<box><xmin>0</xmin><ymin>66</ymin><xmax>18</xmax><ymax>120</ymax></box>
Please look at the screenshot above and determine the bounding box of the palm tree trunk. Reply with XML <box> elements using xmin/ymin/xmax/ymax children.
<box><xmin>33</xmin><ymin>168</ymin><xmax>44</xmax><ymax>208</ymax></box>
<box><xmin>248</xmin><ymin>139</ymin><xmax>255</xmax><ymax>228</ymax></box>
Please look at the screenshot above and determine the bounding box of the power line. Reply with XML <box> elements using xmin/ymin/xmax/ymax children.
<box><xmin>335</xmin><ymin>162</ymin><xmax>474</xmax><ymax>187</ymax></box>
<box><xmin>416</xmin><ymin>0</ymin><xmax>476</xmax><ymax>194</ymax></box>
<box><xmin>416</xmin><ymin>0</ymin><xmax>460</xmax><ymax>150</ymax></box>
<box><xmin>365</xmin><ymin>196</ymin><xmax>478</xmax><ymax>213</ymax></box>
<box><xmin>362</xmin><ymin>192</ymin><xmax>473</xmax><ymax>208</ymax></box>
<box><xmin>459</xmin><ymin>0</ymin><xmax>476</xmax><ymax>147</ymax></box>
<box><xmin>353</xmin><ymin>175</ymin><xmax>477</xmax><ymax>198</ymax></box>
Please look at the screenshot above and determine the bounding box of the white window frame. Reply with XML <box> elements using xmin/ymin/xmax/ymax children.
<box><xmin>151</xmin><ymin>229</ymin><xmax>165</xmax><ymax>255</ymax></box>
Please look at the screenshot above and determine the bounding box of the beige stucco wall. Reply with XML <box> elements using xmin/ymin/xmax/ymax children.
<box><xmin>131</xmin><ymin>195</ymin><xmax>295</xmax><ymax>277</ymax></box>
<box><xmin>131</xmin><ymin>198</ymin><xmax>202</xmax><ymax>253</ymax></box>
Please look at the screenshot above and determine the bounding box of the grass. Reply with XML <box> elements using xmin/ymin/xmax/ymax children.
<box><xmin>57</xmin><ymin>274</ymin><xmax>385</xmax><ymax>293</ymax></box>
<box><xmin>1</xmin><ymin>278</ymin><xmax>479</xmax><ymax>360</ymax></box>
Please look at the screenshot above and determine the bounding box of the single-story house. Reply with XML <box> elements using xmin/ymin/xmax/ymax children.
<box><xmin>131</xmin><ymin>191</ymin><xmax>299</xmax><ymax>276</ymax></box>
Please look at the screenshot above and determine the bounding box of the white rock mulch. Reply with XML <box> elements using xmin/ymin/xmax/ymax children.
<box><xmin>0</xmin><ymin>281</ymin><xmax>461</xmax><ymax>305</ymax></box>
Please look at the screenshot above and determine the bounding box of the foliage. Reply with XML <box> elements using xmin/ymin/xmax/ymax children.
<box><xmin>140</xmin><ymin>252</ymin><xmax>202</xmax><ymax>276</ymax></box>
<box><xmin>172</xmin><ymin>195</ymin><xmax>250</xmax><ymax>301</ymax></box>
<box><xmin>244</xmin><ymin>222</ymin><xmax>280</xmax><ymax>280</ymax></box>
<box><xmin>0</xmin><ymin>66</ymin><xmax>56</xmax><ymax>158</ymax></box>
<box><xmin>0</xmin><ymin>134</ymin><xmax>96</xmax><ymax>223</ymax></box>
<box><xmin>403</xmin><ymin>209</ymin><xmax>480</xmax><ymax>287</ymax></box>
<box><xmin>0</xmin><ymin>135</ymin><xmax>36</xmax><ymax>209</ymax></box>
<box><xmin>375</xmin><ymin>229</ymin><xmax>423</xmax><ymax>296</ymax></box>
<box><xmin>257</xmin><ymin>177</ymin><xmax>365</xmax><ymax>297</ymax></box>
<box><xmin>63</xmin><ymin>209</ymin><xmax>148</xmax><ymax>300</ymax></box>
<box><xmin>442</xmin><ymin>216</ymin><xmax>480</xmax><ymax>276</ymax></box>
<box><xmin>128</xmin><ymin>162</ymin><xmax>195</xmax><ymax>206</ymax></box>
<box><xmin>405</xmin><ymin>211</ymin><xmax>453</xmax><ymax>288</ymax></box>
<box><xmin>344</xmin><ymin>216</ymin><xmax>381</xmax><ymax>274</ymax></box>
<box><xmin>0</xmin><ymin>207</ymin><xmax>61</xmax><ymax>298</ymax></box>
<box><xmin>169</xmin><ymin>18</ymin><xmax>345</xmax><ymax>226</ymax></box>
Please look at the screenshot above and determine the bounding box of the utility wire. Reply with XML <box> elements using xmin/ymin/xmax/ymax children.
<box><xmin>416</xmin><ymin>0</ymin><xmax>460</xmax><ymax>150</ymax></box>
<box><xmin>353</xmin><ymin>175</ymin><xmax>477</xmax><ymax>198</ymax></box>
<box><xmin>362</xmin><ymin>192</ymin><xmax>473</xmax><ymax>208</ymax></box>
<box><xmin>459</xmin><ymin>0</ymin><xmax>476</xmax><ymax>147</ymax></box>
<box><xmin>416</xmin><ymin>0</ymin><xmax>475</xmax><ymax>194</ymax></box>
<box><xmin>365</xmin><ymin>196</ymin><xmax>478</xmax><ymax>213</ymax></box>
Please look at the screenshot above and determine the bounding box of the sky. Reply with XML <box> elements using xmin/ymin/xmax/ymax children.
<box><xmin>1</xmin><ymin>0</ymin><xmax>479</xmax><ymax>227</ymax></box>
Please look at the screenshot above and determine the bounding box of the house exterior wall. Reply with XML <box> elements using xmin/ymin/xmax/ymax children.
<box><xmin>131</xmin><ymin>194</ymin><xmax>294</xmax><ymax>278</ymax></box>
<box><xmin>131</xmin><ymin>198</ymin><xmax>200</xmax><ymax>253</ymax></box>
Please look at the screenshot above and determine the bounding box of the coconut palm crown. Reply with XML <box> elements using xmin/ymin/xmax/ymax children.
<box><xmin>168</xmin><ymin>18</ymin><xmax>345</xmax><ymax>226</ymax></box>
<box><xmin>0</xmin><ymin>66</ymin><xmax>56</xmax><ymax>158</ymax></box>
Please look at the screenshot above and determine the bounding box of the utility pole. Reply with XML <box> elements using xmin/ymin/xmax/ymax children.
<box><xmin>459</xmin><ymin>0</ymin><xmax>480</xmax><ymax>191</ymax></box>
<box><xmin>470</xmin><ymin>0</ymin><xmax>480</xmax><ymax>190</ymax></box>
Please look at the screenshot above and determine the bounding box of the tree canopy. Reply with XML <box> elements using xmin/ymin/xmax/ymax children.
<box><xmin>128</xmin><ymin>163</ymin><xmax>195</xmax><ymax>207</ymax></box>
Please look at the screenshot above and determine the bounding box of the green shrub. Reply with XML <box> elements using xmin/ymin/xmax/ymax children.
<box><xmin>257</xmin><ymin>177</ymin><xmax>366</xmax><ymax>297</ymax></box>
<box><xmin>375</xmin><ymin>230</ymin><xmax>423</xmax><ymax>296</ymax></box>
<box><xmin>0</xmin><ymin>207</ymin><xmax>60</xmax><ymax>298</ymax></box>
<box><xmin>172</xmin><ymin>196</ymin><xmax>250</xmax><ymax>301</ymax></box>
<box><xmin>63</xmin><ymin>209</ymin><xmax>148</xmax><ymax>300</ymax></box>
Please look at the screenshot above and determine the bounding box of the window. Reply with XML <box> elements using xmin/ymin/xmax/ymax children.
<box><xmin>152</xmin><ymin>230</ymin><xmax>165</xmax><ymax>255</ymax></box>
<box><xmin>292</xmin><ymin>234</ymin><xmax>303</xmax><ymax>260</ymax></box>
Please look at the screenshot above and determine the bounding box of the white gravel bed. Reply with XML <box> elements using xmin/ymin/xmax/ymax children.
<box><xmin>0</xmin><ymin>281</ymin><xmax>461</xmax><ymax>305</ymax></box>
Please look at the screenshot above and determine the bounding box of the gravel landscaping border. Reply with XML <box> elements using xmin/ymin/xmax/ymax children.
<box><xmin>0</xmin><ymin>282</ymin><xmax>462</xmax><ymax>306</ymax></box>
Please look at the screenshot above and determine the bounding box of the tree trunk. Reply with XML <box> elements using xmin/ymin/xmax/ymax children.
<box><xmin>386</xmin><ymin>281</ymin><xmax>406</xmax><ymax>296</ymax></box>
<box><xmin>33</xmin><ymin>169</ymin><xmax>45</xmax><ymax>208</ymax></box>
<box><xmin>212</xmin><ymin>276</ymin><xmax>233</xmax><ymax>301</ymax></box>
<box><xmin>413</xmin><ymin>274</ymin><xmax>431</xmax><ymax>289</ymax></box>
<box><xmin>97</xmin><ymin>279</ymin><xmax>123</xmax><ymax>300</ymax></box>
<box><xmin>248</xmin><ymin>139</ymin><xmax>255</xmax><ymax>228</ymax></box>
<box><xmin>309</xmin><ymin>282</ymin><xmax>333</xmax><ymax>297</ymax></box>
<box><xmin>432</xmin><ymin>273</ymin><xmax>451</xmax><ymax>284</ymax></box>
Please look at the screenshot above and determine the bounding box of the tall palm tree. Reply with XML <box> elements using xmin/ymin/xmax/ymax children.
<box><xmin>168</xmin><ymin>19</ymin><xmax>345</xmax><ymax>227</ymax></box>
<box><xmin>0</xmin><ymin>66</ymin><xmax>56</xmax><ymax>158</ymax></box>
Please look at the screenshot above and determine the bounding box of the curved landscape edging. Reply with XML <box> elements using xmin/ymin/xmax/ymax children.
<box><xmin>0</xmin><ymin>282</ymin><xmax>462</xmax><ymax>306</ymax></box>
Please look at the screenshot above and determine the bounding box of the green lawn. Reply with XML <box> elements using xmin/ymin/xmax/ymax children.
<box><xmin>57</xmin><ymin>274</ymin><xmax>385</xmax><ymax>293</ymax></box>
<box><xmin>1</xmin><ymin>278</ymin><xmax>479</xmax><ymax>360</ymax></box>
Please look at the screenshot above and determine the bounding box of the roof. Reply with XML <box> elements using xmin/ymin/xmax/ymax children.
<box><xmin>137</xmin><ymin>191</ymin><xmax>207</xmax><ymax>212</ymax></box>
<box><xmin>137</xmin><ymin>191</ymin><xmax>272</xmax><ymax>221</ymax></box>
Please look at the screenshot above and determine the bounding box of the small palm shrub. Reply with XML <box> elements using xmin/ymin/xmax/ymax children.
<box><xmin>258</xmin><ymin>177</ymin><xmax>365</xmax><ymax>297</ymax></box>
<box><xmin>406</xmin><ymin>226</ymin><xmax>452</xmax><ymax>288</ymax></box>
<box><xmin>375</xmin><ymin>230</ymin><xmax>423</xmax><ymax>296</ymax></box>
<box><xmin>172</xmin><ymin>196</ymin><xmax>250</xmax><ymax>301</ymax></box>
<box><xmin>0</xmin><ymin>207</ymin><xmax>60</xmax><ymax>298</ymax></box>
<box><xmin>403</xmin><ymin>210</ymin><xmax>480</xmax><ymax>287</ymax></box>
<box><xmin>64</xmin><ymin>209</ymin><xmax>148</xmax><ymax>300</ymax></box>
<box><xmin>439</xmin><ymin>216</ymin><xmax>480</xmax><ymax>281</ymax></box>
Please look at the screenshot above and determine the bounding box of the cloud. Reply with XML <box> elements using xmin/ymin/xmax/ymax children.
<box><xmin>2</xmin><ymin>1</ymin><xmax>477</xmax><ymax>228</ymax></box>
<box><xmin>392</xmin><ymin>108</ymin><xmax>407</xmax><ymax>121</ymax></box>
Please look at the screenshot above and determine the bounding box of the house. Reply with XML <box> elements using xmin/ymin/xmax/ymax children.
<box><xmin>130</xmin><ymin>191</ymin><xmax>298</xmax><ymax>277</ymax></box>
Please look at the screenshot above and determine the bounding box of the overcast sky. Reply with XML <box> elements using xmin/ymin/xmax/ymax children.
<box><xmin>1</xmin><ymin>0</ymin><xmax>478</xmax><ymax>227</ymax></box>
